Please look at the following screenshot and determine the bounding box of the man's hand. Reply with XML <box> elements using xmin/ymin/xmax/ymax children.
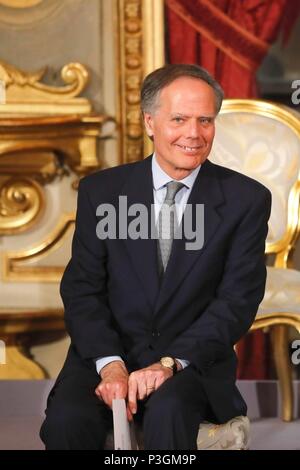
<box><xmin>127</xmin><ymin>362</ymin><xmax>176</xmax><ymax>417</ymax></box>
<box><xmin>95</xmin><ymin>361</ymin><xmax>133</xmax><ymax>421</ymax></box>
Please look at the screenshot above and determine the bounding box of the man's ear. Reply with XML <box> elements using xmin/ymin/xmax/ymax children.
<box><xmin>143</xmin><ymin>112</ymin><xmax>154</xmax><ymax>138</ymax></box>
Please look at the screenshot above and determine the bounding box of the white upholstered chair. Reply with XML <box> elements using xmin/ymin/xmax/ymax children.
<box><xmin>104</xmin><ymin>418</ymin><xmax>250</xmax><ymax>450</ymax></box>
<box><xmin>210</xmin><ymin>99</ymin><xmax>300</xmax><ymax>422</ymax></box>
<box><xmin>104</xmin><ymin>398</ymin><xmax>250</xmax><ymax>450</ymax></box>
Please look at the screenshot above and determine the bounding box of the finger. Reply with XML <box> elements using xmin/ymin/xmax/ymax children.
<box><xmin>128</xmin><ymin>377</ymin><xmax>138</xmax><ymax>414</ymax></box>
<box><xmin>114</xmin><ymin>382</ymin><xmax>123</xmax><ymax>400</ymax></box>
<box><xmin>153</xmin><ymin>375</ymin><xmax>165</xmax><ymax>391</ymax></box>
<box><xmin>146</xmin><ymin>384</ymin><xmax>155</xmax><ymax>396</ymax></box>
<box><xmin>126</xmin><ymin>404</ymin><xmax>133</xmax><ymax>422</ymax></box>
<box><xmin>95</xmin><ymin>383</ymin><xmax>106</xmax><ymax>400</ymax></box>
<box><xmin>153</xmin><ymin>376</ymin><xmax>160</xmax><ymax>391</ymax></box>
<box><xmin>137</xmin><ymin>381</ymin><xmax>147</xmax><ymax>401</ymax></box>
<box><xmin>101</xmin><ymin>383</ymin><xmax>114</xmax><ymax>408</ymax></box>
<box><xmin>146</xmin><ymin>377</ymin><xmax>157</xmax><ymax>393</ymax></box>
<box><xmin>95</xmin><ymin>390</ymin><xmax>103</xmax><ymax>400</ymax></box>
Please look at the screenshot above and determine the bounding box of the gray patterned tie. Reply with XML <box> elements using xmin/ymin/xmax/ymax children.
<box><xmin>157</xmin><ymin>181</ymin><xmax>185</xmax><ymax>273</ymax></box>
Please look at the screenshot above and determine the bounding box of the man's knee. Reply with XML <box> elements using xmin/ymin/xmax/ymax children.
<box><xmin>144</xmin><ymin>388</ymin><xmax>184</xmax><ymax>422</ymax></box>
<box><xmin>142</xmin><ymin>387</ymin><xmax>200</xmax><ymax>450</ymax></box>
<box><xmin>40</xmin><ymin>402</ymin><xmax>108</xmax><ymax>450</ymax></box>
<box><xmin>40</xmin><ymin>402</ymin><xmax>84</xmax><ymax>448</ymax></box>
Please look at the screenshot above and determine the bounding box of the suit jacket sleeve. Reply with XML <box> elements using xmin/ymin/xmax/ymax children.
<box><xmin>60</xmin><ymin>178</ymin><xmax>125</xmax><ymax>361</ymax></box>
<box><xmin>164</xmin><ymin>187</ymin><xmax>272</xmax><ymax>374</ymax></box>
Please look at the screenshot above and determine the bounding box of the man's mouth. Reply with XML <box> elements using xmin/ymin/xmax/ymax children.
<box><xmin>176</xmin><ymin>144</ymin><xmax>203</xmax><ymax>152</ymax></box>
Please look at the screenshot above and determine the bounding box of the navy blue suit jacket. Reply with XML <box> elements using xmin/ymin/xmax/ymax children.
<box><xmin>60</xmin><ymin>156</ymin><xmax>271</xmax><ymax>423</ymax></box>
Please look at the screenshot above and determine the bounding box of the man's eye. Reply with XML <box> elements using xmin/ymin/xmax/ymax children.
<box><xmin>174</xmin><ymin>117</ymin><xmax>183</xmax><ymax>123</ymax></box>
<box><xmin>200</xmin><ymin>118</ymin><xmax>213</xmax><ymax>124</ymax></box>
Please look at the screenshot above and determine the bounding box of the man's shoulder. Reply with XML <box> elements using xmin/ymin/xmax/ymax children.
<box><xmin>81</xmin><ymin>160</ymin><xmax>142</xmax><ymax>185</ymax></box>
<box><xmin>79</xmin><ymin>158</ymin><xmax>148</xmax><ymax>195</ymax></box>
<box><xmin>208</xmin><ymin>160</ymin><xmax>271</xmax><ymax>200</ymax></box>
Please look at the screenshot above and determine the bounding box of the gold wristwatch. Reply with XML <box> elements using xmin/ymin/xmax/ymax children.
<box><xmin>160</xmin><ymin>356</ymin><xmax>177</xmax><ymax>375</ymax></box>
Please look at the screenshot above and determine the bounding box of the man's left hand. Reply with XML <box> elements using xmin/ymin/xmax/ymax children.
<box><xmin>127</xmin><ymin>362</ymin><xmax>176</xmax><ymax>416</ymax></box>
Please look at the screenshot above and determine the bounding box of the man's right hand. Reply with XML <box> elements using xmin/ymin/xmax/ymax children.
<box><xmin>95</xmin><ymin>361</ymin><xmax>133</xmax><ymax>421</ymax></box>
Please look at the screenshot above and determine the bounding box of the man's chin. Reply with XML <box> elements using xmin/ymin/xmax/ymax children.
<box><xmin>174</xmin><ymin>155</ymin><xmax>206</xmax><ymax>170</ymax></box>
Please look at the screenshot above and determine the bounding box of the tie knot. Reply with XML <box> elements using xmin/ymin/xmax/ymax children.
<box><xmin>165</xmin><ymin>181</ymin><xmax>185</xmax><ymax>202</ymax></box>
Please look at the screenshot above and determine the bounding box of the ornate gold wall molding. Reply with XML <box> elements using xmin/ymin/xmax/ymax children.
<box><xmin>0</xmin><ymin>176</ymin><xmax>44</xmax><ymax>234</ymax></box>
<box><xmin>142</xmin><ymin>0</ymin><xmax>165</xmax><ymax>157</ymax></box>
<box><xmin>0</xmin><ymin>60</ymin><xmax>114</xmax><ymax>234</ymax></box>
<box><xmin>117</xmin><ymin>0</ymin><xmax>144</xmax><ymax>164</ymax></box>
<box><xmin>116</xmin><ymin>0</ymin><xmax>165</xmax><ymax>164</ymax></box>
<box><xmin>0</xmin><ymin>61</ymin><xmax>91</xmax><ymax>114</ymax></box>
<box><xmin>0</xmin><ymin>113</ymin><xmax>108</xmax><ymax>234</ymax></box>
<box><xmin>141</xmin><ymin>0</ymin><xmax>165</xmax><ymax>83</ymax></box>
<box><xmin>3</xmin><ymin>213</ymin><xmax>74</xmax><ymax>282</ymax></box>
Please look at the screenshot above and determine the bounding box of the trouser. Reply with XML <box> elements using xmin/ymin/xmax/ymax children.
<box><xmin>40</xmin><ymin>365</ymin><xmax>211</xmax><ymax>450</ymax></box>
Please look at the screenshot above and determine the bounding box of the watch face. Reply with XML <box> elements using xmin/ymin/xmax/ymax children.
<box><xmin>161</xmin><ymin>357</ymin><xmax>175</xmax><ymax>368</ymax></box>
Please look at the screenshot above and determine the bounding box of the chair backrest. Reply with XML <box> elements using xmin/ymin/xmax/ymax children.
<box><xmin>210</xmin><ymin>99</ymin><xmax>300</xmax><ymax>264</ymax></box>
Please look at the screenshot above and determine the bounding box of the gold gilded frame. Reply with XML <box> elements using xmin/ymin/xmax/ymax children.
<box><xmin>116</xmin><ymin>0</ymin><xmax>165</xmax><ymax>164</ymax></box>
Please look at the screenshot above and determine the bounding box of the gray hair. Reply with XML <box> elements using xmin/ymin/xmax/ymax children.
<box><xmin>141</xmin><ymin>64</ymin><xmax>224</xmax><ymax>115</ymax></box>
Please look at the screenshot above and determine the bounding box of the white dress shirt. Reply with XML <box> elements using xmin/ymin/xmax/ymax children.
<box><xmin>95</xmin><ymin>154</ymin><xmax>201</xmax><ymax>374</ymax></box>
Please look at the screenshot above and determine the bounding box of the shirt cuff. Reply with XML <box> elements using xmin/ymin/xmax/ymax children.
<box><xmin>176</xmin><ymin>358</ymin><xmax>190</xmax><ymax>370</ymax></box>
<box><xmin>95</xmin><ymin>356</ymin><xmax>124</xmax><ymax>375</ymax></box>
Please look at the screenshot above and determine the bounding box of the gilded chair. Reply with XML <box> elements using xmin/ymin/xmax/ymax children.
<box><xmin>210</xmin><ymin>99</ymin><xmax>300</xmax><ymax>422</ymax></box>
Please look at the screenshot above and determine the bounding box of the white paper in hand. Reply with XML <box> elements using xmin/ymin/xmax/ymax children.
<box><xmin>112</xmin><ymin>398</ymin><xmax>132</xmax><ymax>450</ymax></box>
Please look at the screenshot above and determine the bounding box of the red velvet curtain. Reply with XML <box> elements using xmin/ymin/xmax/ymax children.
<box><xmin>165</xmin><ymin>0</ymin><xmax>300</xmax><ymax>378</ymax></box>
<box><xmin>166</xmin><ymin>0</ymin><xmax>300</xmax><ymax>97</ymax></box>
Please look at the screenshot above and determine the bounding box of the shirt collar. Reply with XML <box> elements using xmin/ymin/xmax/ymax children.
<box><xmin>152</xmin><ymin>153</ymin><xmax>201</xmax><ymax>191</ymax></box>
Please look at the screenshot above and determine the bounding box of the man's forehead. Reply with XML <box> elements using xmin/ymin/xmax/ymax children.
<box><xmin>158</xmin><ymin>87</ymin><xmax>216</xmax><ymax>113</ymax></box>
<box><xmin>157</xmin><ymin>78</ymin><xmax>215</xmax><ymax>105</ymax></box>
<box><xmin>161</xmin><ymin>76</ymin><xmax>213</xmax><ymax>93</ymax></box>
<box><xmin>169</xmin><ymin>112</ymin><xmax>215</xmax><ymax>118</ymax></box>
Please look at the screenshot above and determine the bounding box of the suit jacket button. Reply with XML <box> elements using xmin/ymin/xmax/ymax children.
<box><xmin>151</xmin><ymin>330</ymin><xmax>160</xmax><ymax>337</ymax></box>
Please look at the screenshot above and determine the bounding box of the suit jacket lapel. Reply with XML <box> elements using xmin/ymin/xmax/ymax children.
<box><xmin>122</xmin><ymin>156</ymin><xmax>160</xmax><ymax>310</ymax></box>
<box><xmin>154</xmin><ymin>160</ymin><xmax>225</xmax><ymax>316</ymax></box>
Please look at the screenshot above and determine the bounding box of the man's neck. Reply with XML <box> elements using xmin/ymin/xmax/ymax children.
<box><xmin>152</xmin><ymin>153</ymin><xmax>201</xmax><ymax>185</ymax></box>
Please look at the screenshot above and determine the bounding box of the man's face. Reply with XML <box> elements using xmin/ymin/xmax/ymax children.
<box><xmin>144</xmin><ymin>77</ymin><xmax>217</xmax><ymax>179</ymax></box>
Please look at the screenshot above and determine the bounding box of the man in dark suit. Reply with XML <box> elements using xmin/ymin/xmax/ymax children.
<box><xmin>40</xmin><ymin>64</ymin><xmax>271</xmax><ymax>450</ymax></box>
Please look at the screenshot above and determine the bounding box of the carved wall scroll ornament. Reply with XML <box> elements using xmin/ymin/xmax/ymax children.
<box><xmin>0</xmin><ymin>177</ymin><xmax>44</xmax><ymax>234</ymax></box>
<box><xmin>0</xmin><ymin>61</ymin><xmax>91</xmax><ymax>113</ymax></box>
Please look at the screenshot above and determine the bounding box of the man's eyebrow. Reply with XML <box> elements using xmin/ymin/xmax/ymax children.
<box><xmin>170</xmin><ymin>113</ymin><xmax>188</xmax><ymax>118</ymax></box>
<box><xmin>170</xmin><ymin>113</ymin><xmax>215</xmax><ymax>119</ymax></box>
<box><xmin>198</xmin><ymin>115</ymin><xmax>215</xmax><ymax>120</ymax></box>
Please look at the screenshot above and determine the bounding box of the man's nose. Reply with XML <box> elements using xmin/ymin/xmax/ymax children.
<box><xmin>185</xmin><ymin>120</ymin><xmax>201</xmax><ymax>139</ymax></box>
